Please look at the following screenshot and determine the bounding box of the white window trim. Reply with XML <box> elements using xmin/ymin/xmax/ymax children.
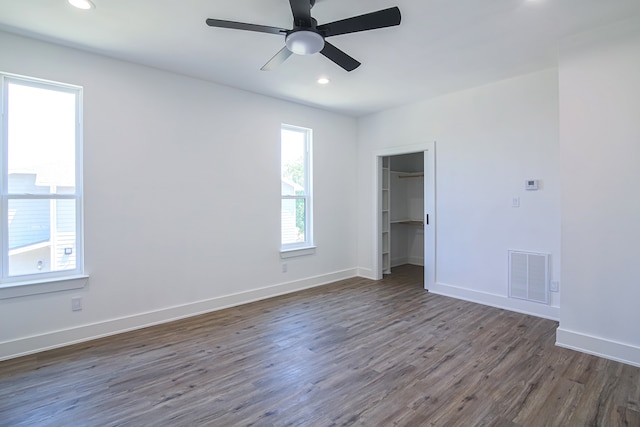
<box><xmin>280</xmin><ymin>124</ymin><xmax>314</xmax><ymax>255</ymax></box>
<box><xmin>0</xmin><ymin>72</ymin><xmax>86</xmax><ymax>297</ymax></box>
<box><xmin>0</xmin><ymin>274</ymin><xmax>88</xmax><ymax>299</ymax></box>
<box><xmin>280</xmin><ymin>246</ymin><xmax>317</xmax><ymax>259</ymax></box>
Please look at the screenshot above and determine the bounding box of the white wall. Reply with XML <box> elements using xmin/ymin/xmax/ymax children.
<box><xmin>0</xmin><ymin>32</ymin><xmax>358</xmax><ymax>360</ymax></box>
<box><xmin>556</xmin><ymin>17</ymin><xmax>640</xmax><ymax>367</ymax></box>
<box><xmin>357</xmin><ymin>69</ymin><xmax>561</xmax><ymax>319</ymax></box>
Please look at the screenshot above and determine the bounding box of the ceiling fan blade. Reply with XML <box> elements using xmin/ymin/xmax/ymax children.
<box><xmin>320</xmin><ymin>41</ymin><xmax>361</xmax><ymax>72</ymax></box>
<box><xmin>261</xmin><ymin>47</ymin><xmax>294</xmax><ymax>71</ymax></box>
<box><xmin>317</xmin><ymin>7</ymin><xmax>401</xmax><ymax>37</ymax></box>
<box><xmin>289</xmin><ymin>0</ymin><xmax>312</xmax><ymax>27</ymax></box>
<box><xmin>206</xmin><ymin>18</ymin><xmax>287</xmax><ymax>35</ymax></box>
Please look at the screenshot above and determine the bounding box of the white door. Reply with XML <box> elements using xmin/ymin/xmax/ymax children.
<box><xmin>423</xmin><ymin>147</ymin><xmax>436</xmax><ymax>290</ymax></box>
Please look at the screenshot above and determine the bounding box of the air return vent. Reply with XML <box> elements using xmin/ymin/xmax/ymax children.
<box><xmin>508</xmin><ymin>251</ymin><xmax>549</xmax><ymax>304</ymax></box>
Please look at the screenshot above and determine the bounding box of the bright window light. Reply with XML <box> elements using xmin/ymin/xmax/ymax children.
<box><xmin>1</xmin><ymin>74</ymin><xmax>84</xmax><ymax>283</ymax></box>
<box><xmin>281</xmin><ymin>125</ymin><xmax>313</xmax><ymax>250</ymax></box>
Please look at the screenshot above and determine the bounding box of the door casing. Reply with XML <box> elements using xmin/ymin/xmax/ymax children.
<box><xmin>374</xmin><ymin>142</ymin><xmax>436</xmax><ymax>289</ymax></box>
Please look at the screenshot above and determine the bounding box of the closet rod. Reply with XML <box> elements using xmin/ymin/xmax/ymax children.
<box><xmin>398</xmin><ymin>174</ymin><xmax>424</xmax><ymax>179</ymax></box>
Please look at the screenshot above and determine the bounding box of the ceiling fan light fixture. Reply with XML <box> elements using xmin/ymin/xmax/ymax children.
<box><xmin>285</xmin><ymin>30</ymin><xmax>325</xmax><ymax>55</ymax></box>
<box><xmin>68</xmin><ymin>0</ymin><xmax>95</xmax><ymax>9</ymax></box>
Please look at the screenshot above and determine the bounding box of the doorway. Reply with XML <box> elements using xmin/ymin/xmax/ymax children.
<box><xmin>376</xmin><ymin>143</ymin><xmax>435</xmax><ymax>290</ymax></box>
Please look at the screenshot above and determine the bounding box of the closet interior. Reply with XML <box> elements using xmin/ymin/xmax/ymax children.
<box><xmin>381</xmin><ymin>152</ymin><xmax>424</xmax><ymax>274</ymax></box>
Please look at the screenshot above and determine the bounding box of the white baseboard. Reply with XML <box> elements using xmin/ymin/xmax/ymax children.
<box><xmin>0</xmin><ymin>268</ymin><xmax>358</xmax><ymax>361</ymax></box>
<box><xmin>392</xmin><ymin>257</ymin><xmax>423</xmax><ymax>268</ymax></box>
<box><xmin>391</xmin><ymin>257</ymin><xmax>408</xmax><ymax>268</ymax></box>
<box><xmin>357</xmin><ymin>267</ymin><xmax>376</xmax><ymax>280</ymax></box>
<box><xmin>429</xmin><ymin>282</ymin><xmax>560</xmax><ymax>321</ymax></box>
<box><xmin>556</xmin><ymin>328</ymin><xmax>640</xmax><ymax>368</ymax></box>
<box><xmin>408</xmin><ymin>256</ymin><xmax>424</xmax><ymax>267</ymax></box>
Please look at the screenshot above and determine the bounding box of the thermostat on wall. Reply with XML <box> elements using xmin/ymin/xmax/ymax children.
<box><xmin>525</xmin><ymin>179</ymin><xmax>539</xmax><ymax>191</ymax></box>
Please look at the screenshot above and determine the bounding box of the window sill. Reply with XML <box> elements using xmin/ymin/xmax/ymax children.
<box><xmin>0</xmin><ymin>275</ymin><xmax>89</xmax><ymax>300</ymax></box>
<box><xmin>280</xmin><ymin>246</ymin><xmax>317</xmax><ymax>259</ymax></box>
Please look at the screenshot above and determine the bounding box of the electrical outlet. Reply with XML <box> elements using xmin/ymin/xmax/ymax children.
<box><xmin>550</xmin><ymin>281</ymin><xmax>559</xmax><ymax>292</ymax></box>
<box><xmin>512</xmin><ymin>197</ymin><xmax>520</xmax><ymax>208</ymax></box>
<box><xmin>282</xmin><ymin>263</ymin><xmax>288</xmax><ymax>273</ymax></box>
<box><xmin>71</xmin><ymin>297</ymin><xmax>82</xmax><ymax>311</ymax></box>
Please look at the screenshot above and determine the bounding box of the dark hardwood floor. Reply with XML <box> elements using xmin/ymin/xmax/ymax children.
<box><xmin>1</xmin><ymin>265</ymin><xmax>639</xmax><ymax>426</ymax></box>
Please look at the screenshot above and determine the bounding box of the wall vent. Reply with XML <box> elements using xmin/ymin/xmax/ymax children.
<box><xmin>508</xmin><ymin>250</ymin><xmax>549</xmax><ymax>304</ymax></box>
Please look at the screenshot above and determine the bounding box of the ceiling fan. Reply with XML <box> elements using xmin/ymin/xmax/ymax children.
<box><xmin>205</xmin><ymin>0</ymin><xmax>401</xmax><ymax>72</ymax></box>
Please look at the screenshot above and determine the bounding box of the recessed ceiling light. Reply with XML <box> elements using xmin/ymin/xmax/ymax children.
<box><xmin>68</xmin><ymin>0</ymin><xmax>95</xmax><ymax>10</ymax></box>
<box><xmin>317</xmin><ymin>77</ymin><xmax>330</xmax><ymax>85</ymax></box>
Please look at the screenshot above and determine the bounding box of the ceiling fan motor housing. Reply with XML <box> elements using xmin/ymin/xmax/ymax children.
<box><xmin>285</xmin><ymin>29</ymin><xmax>325</xmax><ymax>55</ymax></box>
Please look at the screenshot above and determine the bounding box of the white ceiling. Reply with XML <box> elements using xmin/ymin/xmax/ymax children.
<box><xmin>1</xmin><ymin>0</ymin><xmax>639</xmax><ymax>116</ymax></box>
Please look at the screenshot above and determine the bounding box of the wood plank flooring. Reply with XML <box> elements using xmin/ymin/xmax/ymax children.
<box><xmin>1</xmin><ymin>265</ymin><xmax>639</xmax><ymax>426</ymax></box>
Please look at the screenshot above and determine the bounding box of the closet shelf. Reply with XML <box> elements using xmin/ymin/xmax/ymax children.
<box><xmin>391</xmin><ymin>219</ymin><xmax>424</xmax><ymax>226</ymax></box>
<box><xmin>397</xmin><ymin>173</ymin><xmax>424</xmax><ymax>179</ymax></box>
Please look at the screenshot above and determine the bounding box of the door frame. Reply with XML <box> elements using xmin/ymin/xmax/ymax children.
<box><xmin>373</xmin><ymin>142</ymin><xmax>436</xmax><ymax>289</ymax></box>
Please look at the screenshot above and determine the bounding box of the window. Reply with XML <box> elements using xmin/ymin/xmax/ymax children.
<box><xmin>281</xmin><ymin>124</ymin><xmax>313</xmax><ymax>254</ymax></box>
<box><xmin>1</xmin><ymin>73</ymin><xmax>84</xmax><ymax>286</ymax></box>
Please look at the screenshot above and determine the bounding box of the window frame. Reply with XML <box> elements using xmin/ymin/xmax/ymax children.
<box><xmin>280</xmin><ymin>124</ymin><xmax>314</xmax><ymax>256</ymax></box>
<box><xmin>0</xmin><ymin>72</ymin><xmax>86</xmax><ymax>295</ymax></box>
